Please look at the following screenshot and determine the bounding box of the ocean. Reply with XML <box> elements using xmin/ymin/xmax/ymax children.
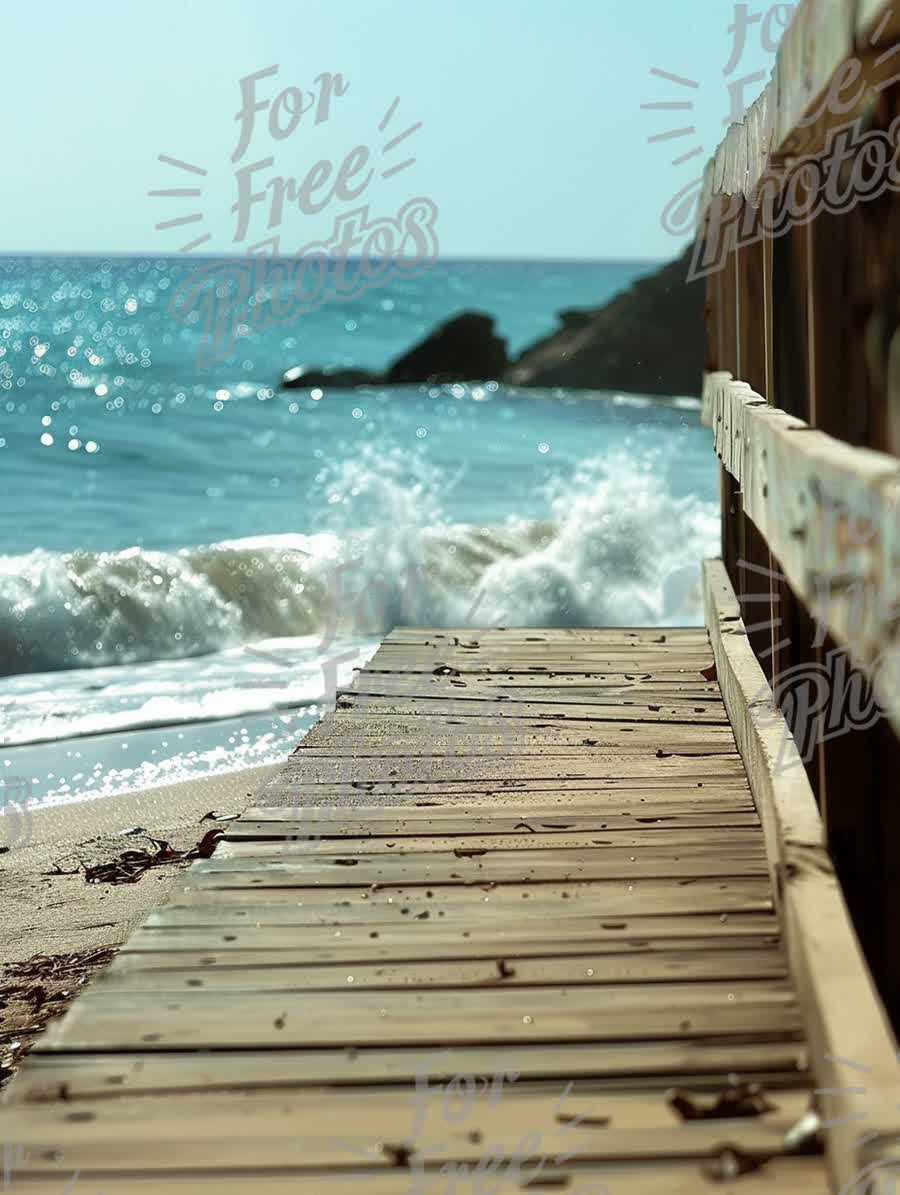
<box><xmin>0</xmin><ymin>256</ymin><xmax>719</xmax><ymax>805</ymax></box>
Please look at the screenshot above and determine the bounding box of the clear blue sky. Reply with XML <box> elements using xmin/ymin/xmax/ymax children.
<box><xmin>3</xmin><ymin>0</ymin><xmax>782</xmax><ymax>260</ymax></box>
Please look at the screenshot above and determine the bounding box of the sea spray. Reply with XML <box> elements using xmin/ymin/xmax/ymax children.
<box><xmin>0</xmin><ymin>448</ymin><xmax>717</xmax><ymax>747</ymax></box>
<box><xmin>0</xmin><ymin>448</ymin><xmax>714</xmax><ymax>678</ymax></box>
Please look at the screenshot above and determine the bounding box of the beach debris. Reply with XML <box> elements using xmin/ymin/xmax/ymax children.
<box><xmin>46</xmin><ymin>827</ymin><xmax>226</xmax><ymax>886</ymax></box>
<box><xmin>83</xmin><ymin>839</ymin><xmax>180</xmax><ymax>884</ymax></box>
<box><xmin>555</xmin><ymin>1111</ymin><xmax>611</xmax><ymax>1127</ymax></box>
<box><xmin>3</xmin><ymin>947</ymin><xmax>116</xmax><ymax>983</ymax></box>
<box><xmin>43</xmin><ymin>860</ymin><xmax>82</xmax><ymax>877</ymax></box>
<box><xmin>379</xmin><ymin>1142</ymin><xmax>414</xmax><ymax>1168</ymax></box>
<box><xmin>0</xmin><ymin>947</ymin><xmax>117</xmax><ymax>1087</ymax></box>
<box><xmin>668</xmin><ymin>1083</ymin><xmax>776</xmax><ymax>1121</ymax></box>
<box><xmin>702</xmin><ymin>1146</ymin><xmax>769</xmax><ymax>1181</ymax></box>
<box><xmin>783</xmin><ymin>1106</ymin><xmax>824</xmax><ymax>1155</ymax></box>
<box><xmin>200</xmin><ymin>811</ymin><xmax>240</xmax><ymax>823</ymax></box>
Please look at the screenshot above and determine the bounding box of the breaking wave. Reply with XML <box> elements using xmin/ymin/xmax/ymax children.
<box><xmin>0</xmin><ymin>451</ymin><xmax>716</xmax><ymax>678</ymax></box>
<box><xmin>0</xmin><ymin>450</ymin><xmax>718</xmax><ymax>746</ymax></box>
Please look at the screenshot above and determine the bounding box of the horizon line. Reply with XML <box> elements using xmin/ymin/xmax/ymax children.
<box><xmin>0</xmin><ymin>249</ymin><xmax>669</xmax><ymax>266</ymax></box>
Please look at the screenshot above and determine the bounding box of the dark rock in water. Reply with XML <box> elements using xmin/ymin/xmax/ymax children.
<box><xmin>504</xmin><ymin>244</ymin><xmax>705</xmax><ymax>396</ymax></box>
<box><xmin>277</xmin><ymin>251</ymin><xmax>702</xmax><ymax>396</ymax></box>
<box><xmin>279</xmin><ymin>308</ymin><xmax>509</xmax><ymax>389</ymax></box>
<box><xmin>281</xmin><ymin>365</ymin><xmax>380</xmax><ymax>390</ymax></box>
<box><xmin>385</xmin><ymin>312</ymin><xmax>509</xmax><ymax>384</ymax></box>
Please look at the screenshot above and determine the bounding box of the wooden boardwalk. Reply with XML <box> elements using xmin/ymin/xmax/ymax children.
<box><xmin>1</xmin><ymin>588</ymin><xmax>850</xmax><ymax>1192</ymax></box>
<box><xmin>7</xmin><ymin>0</ymin><xmax>900</xmax><ymax>1182</ymax></box>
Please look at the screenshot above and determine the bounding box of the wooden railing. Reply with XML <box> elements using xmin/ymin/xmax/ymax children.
<box><xmin>696</xmin><ymin>0</ymin><xmax>900</xmax><ymax>226</ymax></box>
<box><xmin>705</xmin><ymin>557</ymin><xmax>900</xmax><ymax>1195</ymax></box>
<box><xmin>703</xmin><ymin>370</ymin><xmax>900</xmax><ymax>734</ymax></box>
<box><xmin>699</xmin><ymin>0</ymin><xmax>900</xmax><ymax>1045</ymax></box>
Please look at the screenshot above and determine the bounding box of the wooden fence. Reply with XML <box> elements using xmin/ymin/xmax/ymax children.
<box><xmin>700</xmin><ymin>0</ymin><xmax>900</xmax><ymax>1025</ymax></box>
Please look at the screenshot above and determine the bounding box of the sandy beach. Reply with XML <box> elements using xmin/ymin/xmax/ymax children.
<box><xmin>0</xmin><ymin>764</ymin><xmax>276</xmax><ymax>1083</ymax></box>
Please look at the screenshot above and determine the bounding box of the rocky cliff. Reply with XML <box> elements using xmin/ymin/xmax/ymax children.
<box><xmin>502</xmin><ymin>244</ymin><xmax>704</xmax><ymax>396</ymax></box>
<box><xmin>281</xmin><ymin>245</ymin><xmax>705</xmax><ymax>397</ymax></box>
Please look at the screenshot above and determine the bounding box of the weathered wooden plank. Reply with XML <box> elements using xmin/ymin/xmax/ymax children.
<box><xmin>241</xmin><ymin>792</ymin><xmax>753</xmax><ymax>817</ymax></box>
<box><xmin>10</xmin><ymin>1038</ymin><xmax>810</xmax><ymax>1099</ymax></box>
<box><xmin>346</xmin><ymin>673</ymin><xmax>722</xmax><ymax>695</ymax></box>
<box><xmin>226</xmin><ymin>826</ymin><xmax>763</xmax><ymax>852</ymax></box>
<box><xmin>268</xmin><ymin>774</ymin><xmax>748</xmax><ymax>790</ymax></box>
<box><xmin>338</xmin><ymin>693</ymin><xmax>729</xmax><ymax>724</ymax></box>
<box><xmin>134</xmin><ymin>907</ymin><xmax>778</xmax><ymax>940</ymax></box>
<box><xmin>356</xmin><ymin>676</ymin><xmax>722</xmax><ymax>695</ymax></box>
<box><xmin>372</xmin><ymin>631</ymin><xmax>711</xmax><ymax>644</ymax></box>
<box><xmin>2</xmin><ymin>1085</ymin><xmax>814</xmax><ymax>1173</ymax></box>
<box><xmin>36</xmin><ymin>983</ymin><xmax>802</xmax><ymax>1051</ymax></box>
<box><xmin>320</xmin><ymin>709</ymin><xmax>732</xmax><ymax>728</ymax></box>
<box><xmin>0</xmin><ymin>1160</ymin><xmax>831</xmax><ymax>1194</ymax></box>
<box><xmin>383</xmin><ymin>627</ymin><xmax>711</xmax><ymax>642</ymax></box>
<box><xmin>257</xmin><ymin>780</ymin><xmax>753</xmax><ymax>806</ymax></box>
<box><xmin>354</xmin><ymin>663</ymin><xmax>718</xmax><ymax>679</ymax></box>
<box><xmin>95</xmin><ymin>948</ymin><xmax>788</xmax><ymax>992</ymax></box>
<box><xmin>179</xmin><ymin>874</ymin><xmax>769</xmax><ymax>908</ymax></box>
<box><xmin>237</xmin><ymin>799</ymin><xmax>755</xmax><ymax>821</ymax></box>
<box><xmin>370</xmin><ymin>639</ymin><xmax>712</xmax><ymax>652</ymax></box>
<box><xmin>308</xmin><ymin>713</ymin><xmax>737</xmax><ymax>744</ymax></box>
<box><xmin>371</xmin><ymin>637</ymin><xmax>713</xmax><ymax>651</ymax></box>
<box><xmin>363</xmin><ymin>661</ymin><xmax>718</xmax><ymax>676</ymax></box>
<box><xmin>379</xmin><ymin>644</ymin><xmax>713</xmax><ymax>656</ymax></box>
<box><xmin>210</xmin><ymin>843</ymin><xmax>769</xmax><ymax>882</ymax></box>
<box><xmin>0</xmin><ymin>1135</ymin><xmax>822</xmax><ymax>1183</ymax></box>
<box><xmin>228</xmin><ymin>809</ymin><xmax>761</xmax><ymax>842</ymax></box>
<box><xmin>71</xmin><ymin>979</ymin><xmax>799</xmax><ymax>1012</ymax></box>
<box><xmin>357</xmin><ymin>654</ymin><xmax>716</xmax><ymax>669</ymax></box>
<box><xmin>313</xmin><ymin>721</ymin><xmax>736</xmax><ymax>744</ymax></box>
<box><xmin>103</xmin><ymin>935</ymin><xmax>787</xmax><ymax>975</ymax></box>
<box><xmin>346</xmin><ymin>678</ymin><xmax>721</xmax><ymax>697</ymax></box>
<box><xmin>702</xmin><ymin>372</ymin><xmax>900</xmax><ymax>733</ymax></box>
<box><xmin>361</xmin><ymin>664</ymin><xmax>717</xmax><ymax>678</ymax></box>
<box><xmin>296</xmin><ymin>742</ymin><xmax>739</xmax><ymax>758</ymax></box>
<box><xmin>154</xmin><ymin>903</ymin><xmax>772</xmax><ymax>932</ymax></box>
<box><xmin>268</xmin><ymin>755</ymin><xmax>749</xmax><ymax>784</ymax></box>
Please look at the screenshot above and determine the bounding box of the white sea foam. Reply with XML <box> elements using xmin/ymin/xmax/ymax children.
<box><xmin>0</xmin><ymin>450</ymin><xmax>717</xmax><ymax>746</ymax></box>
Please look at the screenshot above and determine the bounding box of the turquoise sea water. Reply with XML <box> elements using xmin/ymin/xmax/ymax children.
<box><xmin>0</xmin><ymin>256</ymin><xmax>718</xmax><ymax>803</ymax></box>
